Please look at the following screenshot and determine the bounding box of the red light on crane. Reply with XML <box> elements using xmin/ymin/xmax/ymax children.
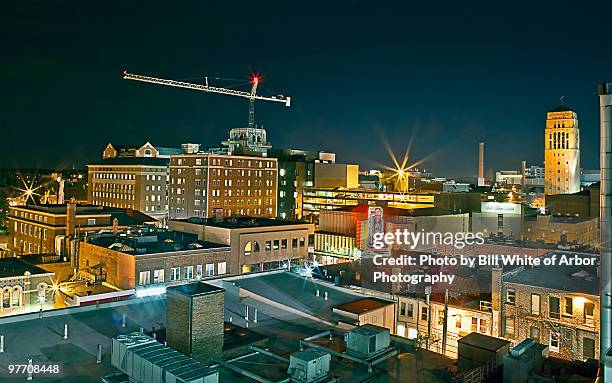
<box><xmin>251</xmin><ymin>75</ymin><xmax>260</xmax><ymax>84</ymax></box>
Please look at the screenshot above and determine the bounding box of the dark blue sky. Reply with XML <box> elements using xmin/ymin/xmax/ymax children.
<box><xmin>1</xmin><ymin>1</ymin><xmax>611</xmax><ymax>177</ymax></box>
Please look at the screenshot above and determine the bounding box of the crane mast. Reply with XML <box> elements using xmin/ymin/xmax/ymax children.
<box><xmin>123</xmin><ymin>71</ymin><xmax>290</xmax><ymax>128</ymax></box>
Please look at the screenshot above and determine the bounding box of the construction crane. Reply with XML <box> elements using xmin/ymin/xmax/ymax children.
<box><xmin>123</xmin><ymin>70</ymin><xmax>290</xmax><ymax>128</ymax></box>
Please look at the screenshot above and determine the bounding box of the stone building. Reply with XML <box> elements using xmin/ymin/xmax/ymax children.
<box><xmin>0</xmin><ymin>258</ymin><xmax>55</xmax><ymax>315</ymax></box>
<box><xmin>169</xmin><ymin>217</ymin><xmax>314</xmax><ymax>274</ymax></box>
<box><xmin>168</xmin><ymin>154</ymin><xmax>278</xmax><ymax>219</ymax></box>
<box><xmin>492</xmin><ymin>252</ymin><xmax>599</xmax><ymax>361</ymax></box>
<box><xmin>544</xmin><ymin>106</ymin><xmax>581</xmax><ymax>195</ymax></box>
<box><xmin>78</xmin><ymin>229</ymin><xmax>230</xmax><ymax>290</ymax></box>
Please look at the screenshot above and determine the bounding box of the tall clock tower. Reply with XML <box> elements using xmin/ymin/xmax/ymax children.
<box><xmin>544</xmin><ymin>105</ymin><xmax>580</xmax><ymax>195</ymax></box>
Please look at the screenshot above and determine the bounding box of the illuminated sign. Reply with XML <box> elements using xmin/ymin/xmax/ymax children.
<box><xmin>481</xmin><ymin>202</ymin><xmax>521</xmax><ymax>214</ymax></box>
<box><xmin>367</xmin><ymin>206</ymin><xmax>384</xmax><ymax>251</ymax></box>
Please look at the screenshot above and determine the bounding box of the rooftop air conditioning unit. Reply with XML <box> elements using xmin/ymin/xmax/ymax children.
<box><xmin>345</xmin><ymin>324</ymin><xmax>390</xmax><ymax>359</ymax></box>
<box><xmin>288</xmin><ymin>350</ymin><xmax>331</xmax><ymax>383</ymax></box>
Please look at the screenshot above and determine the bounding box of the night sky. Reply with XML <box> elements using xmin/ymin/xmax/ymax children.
<box><xmin>2</xmin><ymin>1</ymin><xmax>611</xmax><ymax>177</ymax></box>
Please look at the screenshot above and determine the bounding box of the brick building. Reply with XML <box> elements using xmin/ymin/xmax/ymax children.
<box><xmin>169</xmin><ymin>217</ymin><xmax>314</xmax><ymax>274</ymax></box>
<box><xmin>78</xmin><ymin>229</ymin><xmax>230</xmax><ymax>290</ymax></box>
<box><xmin>493</xmin><ymin>252</ymin><xmax>599</xmax><ymax>361</ymax></box>
<box><xmin>88</xmin><ymin>157</ymin><xmax>169</xmax><ymax>221</ymax></box>
<box><xmin>7</xmin><ymin>203</ymin><xmax>156</xmax><ymax>256</ymax></box>
<box><xmin>168</xmin><ymin>154</ymin><xmax>278</xmax><ymax>219</ymax></box>
<box><xmin>166</xmin><ymin>282</ymin><xmax>225</xmax><ymax>362</ymax></box>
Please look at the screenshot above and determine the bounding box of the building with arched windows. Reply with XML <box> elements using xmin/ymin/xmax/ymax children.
<box><xmin>0</xmin><ymin>258</ymin><xmax>55</xmax><ymax>315</ymax></box>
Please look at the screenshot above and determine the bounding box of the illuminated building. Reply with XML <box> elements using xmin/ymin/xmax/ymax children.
<box><xmin>169</xmin><ymin>216</ymin><xmax>314</xmax><ymax>274</ymax></box>
<box><xmin>267</xmin><ymin>148</ymin><xmax>336</xmax><ymax>220</ymax></box>
<box><xmin>302</xmin><ymin>188</ymin><xmax>434</xmax><ymax>223</ymax></box>
<box><xmin>88</xmin><ymin>157</ymin><xmax>169</xmax><ymax>221</ymax></box>
<box><xmin>7</xmin><ymin>203</ymin><xmax>156</xmax><ymax>256</ymax></box>
<box><xmin>493</xmin><ymin>252</ymin><xmax>599</xmax><ymax>361</ymax></box>
<box><xmin>168</xmin><ymin>154</ymin><xmax>278</xmax><ymax>219</ymax></box>
<box><xmin>0</xmin><ymin>258</ymin><xmax>55</xmax><ymax>315</ymax></box>
<box><xmin>544</xmin><ymin>106</ymin><xmax>581</xmax><ymax>195</ymax></box>
<box><xmin>79</xmin><ymin>229</ymin><xmax>231</xmax><ymax>290</ymax></box>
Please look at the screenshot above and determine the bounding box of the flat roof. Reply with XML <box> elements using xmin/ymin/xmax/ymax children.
<box><xmin>503</xmin><ymin>252</ymin><xmax>599</xmax><ymax>295</ymax></box>
<box><xmin>88</xmin><ymin>230</ymin><xmax>229</xmax><ymax>255</ymax></box>
<box><xmin>334</xmin><ymin>297</ymin><xmax>394</xmax><ymax>315</ymax></box>
<box><xmin>173</xmin><ymin>216</ymin><xmax>308</xmax><ymax>229</ymax></box>
<box><xmin>167</xmin><ymin>282</ymin><xmax>224</xmax><ymax>297</ymax></box>
<box><xmin>458</xmin><ymin>332</ymin><xmax>510</xmax><ymax>352</ymax></box>
<box><xmin>0</xmin><ymin>258</ymin><xmax>53</xmax><ymax>278</ymax></box>
<box><xmin>230</xmin><ymin>272</ymin><xmax>371</xmax><ymax>323</ymax></box>
<box><xmin>88</xmin><ymin>157</ymin><xmax>169</xmax><ymax>166</ymax></box>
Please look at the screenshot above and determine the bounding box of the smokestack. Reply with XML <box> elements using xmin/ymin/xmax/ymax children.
<box><xmin>599</xmin><ymin>82</ymin><xmax>612</xmax><ymax>364</ymax></box>
<box><xmin>521</xmin><ymin>161</ymin><xmax>527</xmax><ymax>190</ymax></box>
<box><xmin>478</xmin><ymin>142</ymin><xmax>485</xmax><ymax>186</ymax></box>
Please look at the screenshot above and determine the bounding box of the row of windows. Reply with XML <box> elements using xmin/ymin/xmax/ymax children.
<box><xmin>12</xmin><ymin>211</ymin><xmax>49</xmax><ymax>223</ymax></box>
<box><xmin>506</xmin><ymin>289</ymin><xmax>595</xmax><ymax>319</ymax></box>
<box><xmin>93</xmin><ymin>192</ymin><xmax>135</xmax><ymax>200</ymax></box>
<box><xmin>14</xmin><ymin>222</ymin><xmax>48</xmax><ymax>239</ymax></box>
<box><xmin>94</xmin><ymin>183</ymin><xmax>134</xmax><ymax>191</ymax></box>
<box><xmin>138</xmin><ymin>262</ymin><xmax>227</xmax><ymax>285</ymax></box>
<box><xmin>13</xmin><ymin>238</ymin><xmax>48</xmax><ymax>254</ymax></box>
<box><xmin>243</xmin><ymin>238</ymin><xmax>306</xmax><ymax>255</ymax></box>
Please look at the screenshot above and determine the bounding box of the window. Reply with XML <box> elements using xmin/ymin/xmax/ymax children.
<box><xmin>265</xmin><ymin>241</ymin><xmax>271</xmax><ymax>251</ymax></box>
<box><xmin>550</xmin><ymin>331</ymin><xmax>560</xmax><ymax>352</ymax></box>
<box><xmin>273</xmin><ymin>240</ymin><xmax>279</xmax><ymax>250</ymax></box>
<box><xmin>244</xmin><ymin>242</ymin><xmax>253</xmax><ymax>256</ymax></box>
<box><xmin>205</xmin><ymin>263</ymin><xmax>214</xmax><ymax>277</ymax></box>
<box><xmin>584</xmin><ymin>302</ymin><xmax>595</xmax><ymax>320</ymax></box>
<box><xmin>506</xmin><ymin>288</ymin><xmax>515</xmax><ymax>304</ymax></box>
<box><xmin>564</xmin><ymin>297</ymin><xmax>573</xmax><ymax>316</ymax></box>
<box><xmin>531</xmin><ymin>294</ymin><xmax>541</xmax><ymax>315</ymax></box>
<box><xmin>455</xmin><ymin>315</ymin><xmax>462</xmax><ymax>329</ymax></box>
<box><xmin>170</xmin><ymin>267</ymin><xmax>180</xmax><ymax>281</ymax></box>
<box><xmin>549</xmin><ymin>296</ymin><xmax>560</xmax><ymax>319</ymax></box>
<box><xmin>505</xmin><ymin>317</ymin><xmax>515</xmax><ymax>336</ymax></box>
<box><xmin>420</xmin><ymin>307</ymin><xmax>428</xmax><ymax>321</ymax></box>
<box><xmin>400</xmin><ymin>302</ymin><xmax>407</xmax><ymax>316</ymax></box>
<box><xmin>185</xmin><ymin>266</ymin><xmax>193</xmax><ymax>280</ymax></box>
<box><xmin>299</xmin><ymin>237</ymin><xmax>305</xmax><ymax>247</ymax></box>
<box><xmin>88</xmin><ymin>218</ymin><xmax>96</xmax><ymax>225</ymax></box>
<box><xmin>407</xmin><ymin>303</ymin><xmax>414</xmax><ymax>318</ymax></box>
<box><xmin>153</xmin><ymin>269</ymin><xmax>164</xmax><ymax>284</ymax></box>
<box><xmin>138</xmin><ymin>271</ymin><xmax>150</xmax><ymax>285</ymax></box>
<box><xmin>281</xmin><ymin>239</ymin><xmax>287</xmax><ymax>249</ymax></box>
<box><xmin>471</xmin><ymin>317</ymin><xmax>478</xmax><ymax>332</ymax></box>
<box><xmin>218</xmin><ymin>262</ymin><xmax>227</xmax><ymax>275</ymax></box>
<box><xmin>292</xmin><ymin>238</ymin><xmax>298</xmax><ymax>248</ymax></box>
<box><xmin>583</xmin><ymin>337</ymin><xmax>595</xmax><ymax>359</ymax></box>
<box><xmin>530</xmin><ymin>327</ymin><xmax>540</xmax><ymax>342</ymax></box>
<box><xmin>196</xmin><ymin>264</ymin><xmax>203</xmax><ymax>278</ymax></box>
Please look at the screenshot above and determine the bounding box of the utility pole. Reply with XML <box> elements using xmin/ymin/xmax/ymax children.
<box><xmin>442</xmin><ymin>289</ymin><xmax>449</xmax><ymax>356</ymax></box>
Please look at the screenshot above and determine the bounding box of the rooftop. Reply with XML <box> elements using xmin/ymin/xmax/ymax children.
<box><xmin>173</xmin><ymin>216</ymin><xmax>307</xmax><ymax>229</ymax></box>
<box><xmin>548</xmin><ymin>105</ymin><xmax>573</xmax><ymax>113</ymax></box>
<box><xmin>88</xmin><ymin>157</ymin><xmax>169</xmax><ymax>166</ymax></box>
<box><xmin>12</xmin><ymin>204</ymin><xmax>157</xmax><ymax>225</ymax></box>
<box><xmin>458</xmin><ymin>332</ymin><xmax>511</xmax><ymax>352</ymax></box>
<box><xmin>334</xmin><ymin>297</ymin><xmax>394</xmax><ymax>315</ymax></box>
<box><xmin>503</xmin><ymin>251</ymin><xmax>599</xmax><ymax>295</ymax></box>
<box><xmin>167</xmin><ymin>282</ymin><xmax>224</xmax><ymax>297</ymax></box>
<box><xmin>0</xmin><ymin>258</ymin><xmax>52</xmax><ymax>278</ymax></box>
<box><xmin>87</xmin><ymin>229</ymin><xmax>229</xmax><ymax>255</ymax></box>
